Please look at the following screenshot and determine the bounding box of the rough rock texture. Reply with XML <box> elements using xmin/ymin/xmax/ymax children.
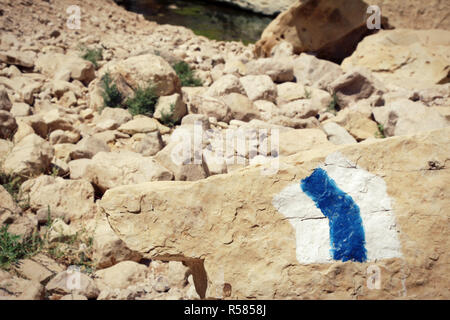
<box><xmin>20</xmin><ymin>175</ymin><xmax>96</xmax><ymax>223</ymax></box>
<box><xmin>101</xmin><ymin>128</ymin><xmax>450</xmax><ymax>299</ymax></box>
<box><xmin>254</xmin><ymin>0</ymin><xmax>374</xmax><ymax>62</ymax></box>
<box><xmin>2</xmin><ymin>133</ymin><xmax>54</xmax><ymax>177</ymax></box>
<box><xmin>342</xmin><ymin>29</ymin><xmax>450</xmax><ymax>90</ymax></box>
<box><xmin>101</xmin><ymin>54</ymin><xmax>181</xmax><ymax>97</ymax></box>
<box><xmin>373</xmin><ymin>99</ymin><xmax>450</xmax><ymax>137</ymax></box>
<box><xmin>79</xmin><ymin>151</ymin><xmax>174</xmax><ymax>193</ymax></box>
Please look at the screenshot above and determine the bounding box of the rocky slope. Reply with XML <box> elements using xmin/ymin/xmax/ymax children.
<box><xmin>0</xmin><ymin>0</ymin><xmax>449</xmax><ymax>300</ymax></box>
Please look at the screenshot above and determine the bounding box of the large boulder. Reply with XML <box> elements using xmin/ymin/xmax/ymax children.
<box><xmin>101</xmin><ymin>54</ymin><xmax>181</xmax><ymax>97</ymax></box>
<box><xmin>342</xmin><ymin>29</ymin><xmax>450</xmax><ymax>90</ymax></box>
<box><xmin>254</xmin><ymin>0</ymin><xmax>375</xmax><ymax>62</ymax></box>
<box><xmin>100</xmin><ymin>127</ymin><xmax>450</xmax><ymax>299</ymax></box>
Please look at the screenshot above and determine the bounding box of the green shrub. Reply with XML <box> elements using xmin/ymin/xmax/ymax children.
<box><xmin>126</xmin><ymin>82</ymin><xmax>159</xmax><ymax>116</ymax></box>
<box><xmin>160</xmin><ymin>103</ymin><xmax>177</xmax><ymax>127</ymax></box>
<box><xmin>173</xmin><ymin>61</ymin><xmax>202</xmax><ymax>87</ymax></box>
<box><xmin>101</xmin><ymin>73</ymin><xmax>124</xmax><ymax>109</ymax></box>
<box><xmin>0</xmin><ymin>225</ymin><xmax>41</xmax><ymax>270</ymax></box>
<box><xmin>327</xmin><ymin>93</ymin><xmax>339</xmax><ymax>115</ymax></box>
<box><xmin>80</xmin><ymin>46</ymin><xmax>103</xmax><ymax>68</ymax></box>
<box><xmin>376</xmin><ymin>124</ymin><xmax>386</xmax><ymax>139</ymax></box>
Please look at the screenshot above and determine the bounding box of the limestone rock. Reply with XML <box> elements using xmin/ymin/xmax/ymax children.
<box><xmin>100</xmin><ymin>128</ymin><xmax>450</xmax><ymax>299</ymax></box>
<box><xmin>245</xmin><ymin>58</ymin><xmax>294</xmax><ymax>82</ymax></box>
<box><xmin>2</xmin><ymin>134</ymin><xmax>54</xmax><ymax>177</ymax></box>
<box><xmin>0</xmin><ymin>270</ymin><xmax>44</xmax><ymax>300</ymax></box>
<box><xmin>240</xmin><ymin>75</ymin><xmax>277</xmax><ymax>102</ymax></box>
<box><xmin>20</xmin><ymin>175</ymin><xmax>95</xmax><ymax>222</ymax></box>
<box><xmin>85</xmin><ymin>151</ymin><xmax>173</xmax><ymax>193</ymax></box>
<box><xmin>94</xmin><ymin>261</ymin><xmax>148</xmax><ymax>291</ymax></box>
<box><xmin>255</xmin><ymin>0</ymin><xmax>373</xmax><ymax>62</ymax></box>
<box><xmin>322</xmin><ymin>122</ymin><xmax>358</xmax><ymax>145</ymax></box>
<box><xmin>328</xmin><ymin>68</ymin><xmax>386</xmax><ymax>109</ymax></box>
<box><xmin>93</xmin><ymin>216</ymin><xmax>142</xmax><ymax>269</ymax></box>
<box><xmin>35</xmin><ymin>53</ymin><xmax>95</xmax><ymax>85</ymax></box>
<box><xmin>204</xmin><ymin>74</ymin><xmax>245</xmax><ymax>97</ymax></box>
<box><xmin>153</xmin><ymin>93</ymin><xmax>187</xmax><ymax>123</ymax></box>
<box><xmin>373</xmin><ymin>99</ymin><xmax>450</xmax><ymax>137</ymax></box>
<box><xmin>69</xmin><ymin>136</ymin><xmax>110</xmax><ymax>160</ymax></box>
<box><xmin>293</xmin><ymin>53</ymin><xmax>344</xmax><ymax>90</ymax></box>
<box><xmin>342</xmin><ymin>29</ymin><xmax>450</xmax><ymax>90</ymax></box>
<box><xmin>46</xmin><ymin>269</ymin><xmax>99</xmax><ymax>299</ymax></box>
<box><xmin>118</xmin><ymin>116</ymin><xmax>170</xmax><ymax>135</ymax></box>
<box><xmin>278</xmin><ymin>129</ymin><xmax>332</xmax><ymax>156</ymax></box>
<box><xmin>101</xmin><ymin>54</ymin><xmax>181</xmax><ymax>97</ymax></box>
<box><xmin>221</xmin><ymin>93</ymin><xmax>261</xmax><ymax>122</ymax></box>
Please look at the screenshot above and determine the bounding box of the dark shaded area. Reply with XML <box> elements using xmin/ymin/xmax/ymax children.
<box><xmin>117</xmin><ymin>0</ymin><xmax>273</xmax><ymax>43</ymax></box>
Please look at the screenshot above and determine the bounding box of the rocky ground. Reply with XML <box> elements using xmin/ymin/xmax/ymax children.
<box><xmin>0</xmin><ymin>0</ymin><xmax>449</xmax><ymax>300</ymax></box>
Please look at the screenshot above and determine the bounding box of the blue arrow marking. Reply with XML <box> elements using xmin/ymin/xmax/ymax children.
<box><xmin>301</xmin><ymin>168</ymin><xmax>367</xmax><ymax>262</ymax></box>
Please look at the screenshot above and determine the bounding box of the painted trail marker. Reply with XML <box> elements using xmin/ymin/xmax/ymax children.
<box><xmin>272</xmin><ymin>152</ymin><xmax>402</xmax><ymax>264</ymax></box>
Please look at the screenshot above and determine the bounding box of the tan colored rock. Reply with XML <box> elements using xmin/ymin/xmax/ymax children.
<box><xmin>20</xmin><ymin>175</ymin><xmax>95</xmax><ymax>222</ymax></box>
<box><xmin>325</xmin><ymin>104</ymin><xmax>380</xmax><ymax>141</ymax></box>
<box><xmin>10</xmin><ymin>102</ymin><xmax>31</xmax><ymax>117</ymax></box>
<box><xmin>85</xmin><ymin>151</ymin><xmax>173</xmax><ymax>193</ymax></box>
<box><xmin>94</xmin><ymin>261</ymin><xmax>148</xmax><ymax>291</ymax></box>
<box><xmin>342</xmin><ymin>29</ymin><xmax>450</xmax><ymax>90</ymax></box>
<box><xmin>0</xmin><ymin>50</ymin><xmax>35</xmax><ymax>68</ymax></box>
<box><xmin>0</xmin><ymin>270</ymin><xmax>44</xmax><ymax>300</ymax></box>
<box><xmin>276</xmin><ymin>82</ymin><xmax>308</xmax><ymax>105</ymax></box>
<box><xmin>205</xmin><ymin>74</ymin><xmax>245</xmax><ymax>98</ymax></box>
<box><xmin>221</xmin><ymin>93</ymin><xmax>261</xmax><ymax>122</ymax></box>
<box><xmin>35</xmin><ymin>53</ymin><xmax>95</xmax><ymax>85</ymax></box>
<box><xmin>2</xmin><ymin>133</ymin><xmax>54</xmax><ymax>177</ymax></box>
<box><xmin>369</xmin><ymin>0</ymin><xmax>450</xmax><ymax>30</ymax></box>
<box><xmin>278</xmin><ymin>128</ymin><xmax>331</xmax><ymax>156</ymax></box>
<box><xmin>373</xmin><ymin>99</ymin><xmax>450</xmax><ymax>137</ymax></box>
<box><xmin>322</xmin><ymin>122</ymin><xmax>358</xmax><ymax>145</ymax></box>
<box><xmin>154</xmin><ymin>93</ymin><xmax>187</xmax><ymax>123</ymax></box>
<box><xmin>100</xmin><ymin>128</ymin><xmax>450</xmax><ymax>299</ymax></box>
<box><xmin>245</xmin><ymin>58</ymin><xmax>294</xmax><ymax>82</ymax></box>
<box><xmin>70</xmin><ymin>136</ymin><xmax>110</xmax><ymax>160</ymax></box>
<box><xmin>126</xmin><ymin>132</ymin><xmax>164</xmax><ymax>157</ymax></box>
<box><xmin>46</xmin><ymin>269</ymin><xmax>99</xmax><ymax>299</ymax></box>
<box><xmin>118</xmin><ymin>116</ymin><xmax>170</xmax><ymax>135</ymax></box>
<box><xmin>293</xmin><ymin>53</ymin><xmax>344</xmax><ymax>90</ymax></box>
<box><xmin>278</xmin><ymin>99</ymin><xmax>320</xmax><ymax>120</ymax></box>
<box><xmin>102</xmin><ymin>54</ymin><xmax>181</xmax><ymax>97</ymax></box>
<box><xmin>93</xmin><ymin>216</ymin><xmax>142</xmax><ymax>269</ymax></box>
<box><xmin>189</xmin><ymin>94</ymin><xmax>231</xmax><ymax>123</ymax></box>
<box><xmin>49</xmin><ymin>130</ymin><xmax>81</xmax><ymax>145</ymax></box>
<box><xmin>154</xmin><ymin>131</ymin><xmax>207</xmax><ymax>181</ymax></box>
<box><xmin>328</xmin><ymin>67</ymin><xmax>385</xmax><ymax>109</ymax></box>
<box><xmin>255</xmin><ymin>0</ymin><xmax>373</xmax><ymax>62</ymax></box>
<box><xmin>240</xmin><ymin>75</ymin><xmax>277</xmax><ymax>102</ymax></box>
<box><xmin>0</xmin><ymin>185</ymin><xmax>20</xmax><ymax>218</ymax></box>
